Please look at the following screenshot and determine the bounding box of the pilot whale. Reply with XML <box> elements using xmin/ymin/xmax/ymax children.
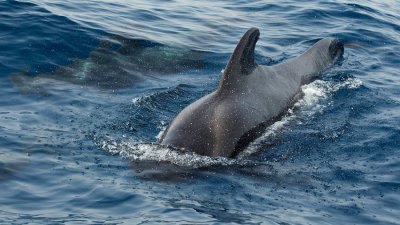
<box><xmin>9</xmin><ymin>36</ymin><xmax>205</xmax><ymax>95</ymax></box>
<box><xmin>160</xmin><ymin>28</ymin><xmax>344</xmax><ymax>158</ymax></box>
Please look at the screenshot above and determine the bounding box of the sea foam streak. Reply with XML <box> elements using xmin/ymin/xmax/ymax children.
<box><xmin>99</xmin><ymin>140</ymin><xmax>247</xmax><ymax>168</ymax></box>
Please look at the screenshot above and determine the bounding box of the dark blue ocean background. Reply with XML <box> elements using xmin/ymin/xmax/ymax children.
<box><xmin>1</xmin><ymin>0</ymin><xmax>400</xmax><ymax>224</ymax></box>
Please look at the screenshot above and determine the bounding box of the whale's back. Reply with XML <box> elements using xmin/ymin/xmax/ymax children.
<box><xmin>160</xmin><ymin>28</ymin><xmax>344</xmax><ymax>157</ymax></box>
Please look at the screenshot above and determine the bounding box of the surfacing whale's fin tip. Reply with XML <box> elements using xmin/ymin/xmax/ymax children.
<box><xmin>218</xmin><ymin>28</ymin><xmax>260</xmax><ymax>94</ymax></box>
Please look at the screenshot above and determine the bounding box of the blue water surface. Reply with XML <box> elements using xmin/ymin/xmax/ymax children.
<box><xmin>1</xmin><ymin>0</ymin><xmax>400</xmax><ymax>224</ymax></box>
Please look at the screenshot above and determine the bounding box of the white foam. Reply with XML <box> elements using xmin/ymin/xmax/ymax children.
<box><xmin>155</xmin><ymin>121</ymin><xmax>167</xmax><ymax>141</ymax></box>
<box><xmin>132</xmin><ymin>95</ymin><xmax>149</xmax><ymax>104</ymax></box>
<box><xmin>131</xmin><ymin>97</ymin><xmax>140</xmax><ymax>104</ymax></box>
<box><xmin>99</xmin><ymin>139</ymin><xmax>246</xmax><ymax>168</ymax></box>
<box><xmin>238</xmin><ymin>77</ymin><xmax>362</xmax><ymax>158</ymax></box>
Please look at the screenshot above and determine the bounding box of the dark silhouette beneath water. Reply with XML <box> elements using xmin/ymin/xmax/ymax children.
<box><xmin>9</xmin><ymin>35</ymin><xmax>206</xmax><ymax>95</ymax></box>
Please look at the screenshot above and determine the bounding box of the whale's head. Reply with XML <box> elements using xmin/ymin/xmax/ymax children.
<box><xmin>306</xmin><ymin>37</ymin><xmax>344</xmax><ymax>72</ymax></box>
<box><xmin>328</xmin><ymin>38</ymin><xmax>344</xmax><ymax>62</ymax></box>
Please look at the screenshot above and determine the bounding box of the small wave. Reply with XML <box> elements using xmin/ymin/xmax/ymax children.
<box><xmin>298</xmin><ymin>77</ymin><xmax>362</xmax><ymax>107</ymax></box>
<box><xmin>98</xmin><ymin>139</ymin><xmax>249</xmax><ymax>168</ymax></box>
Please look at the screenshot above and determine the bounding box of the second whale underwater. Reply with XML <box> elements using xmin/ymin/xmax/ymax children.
<box><xmin>160</xmin><ymin>28</ymin><xmax>344</xmax><ymax>158</ymax></box>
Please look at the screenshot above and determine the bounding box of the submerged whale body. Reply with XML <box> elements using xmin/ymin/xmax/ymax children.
<box><xmin>160</xmin><ymin>28</ymin><xmax>344</xmax><ymax>158</ymax></box>
<box><xmin>9</xmin><ymin>36</ymin><xmax>205</xmax><ymax>95</ymax></box>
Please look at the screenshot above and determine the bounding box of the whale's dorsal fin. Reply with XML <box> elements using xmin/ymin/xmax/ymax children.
<box><xmin>217</xmin><ymin>28</ymin><xmax>259</xmax><ymax>95</ymax></box>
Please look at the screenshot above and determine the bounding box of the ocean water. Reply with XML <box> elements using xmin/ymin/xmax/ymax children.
<box><xmin>1</xmin><ymin>0</ymin><xmax>400</xmax><ymax>224</ymax></box>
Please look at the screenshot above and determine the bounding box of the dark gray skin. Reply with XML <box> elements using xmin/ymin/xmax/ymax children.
<box><xmin>160</xmin><ymin>28</ymin><xmax>344</xmax><ymax>158</ymax></box>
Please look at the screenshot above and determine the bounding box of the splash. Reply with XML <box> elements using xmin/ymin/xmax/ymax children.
<box><xmin>238</xmin><ymin>77</ymin><xmax>363</xmax><ymax>158</ymax></box>
<box><xmin>98</xmin><ymin>139</ymin><xmax>248</xmax><ymax>168</ymax></box>
<box><xmin>155</xmin><ymin>121</ymin><xmax>167</xmax><ymax>141</ymax></box>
